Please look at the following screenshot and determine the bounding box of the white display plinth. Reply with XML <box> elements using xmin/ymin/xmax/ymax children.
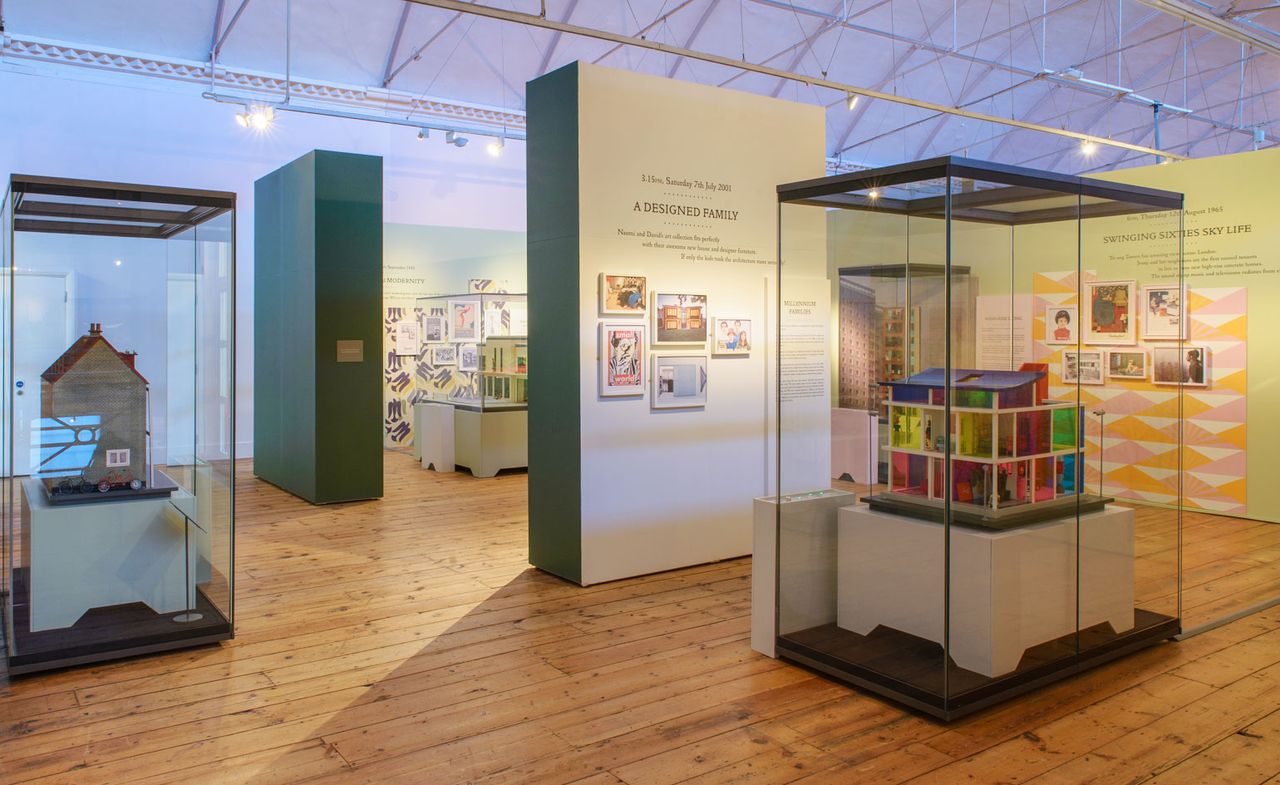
<box><xmin>752</xmin><ymin>490</ymin><xmax>859</xmax><ymax>657</ymax></box>
<box><xmin>454</xmin><ymin>407</ymin><xmax>528</xmax><ymax>479</ymax></box>
<box><xmin>415</xmin><ymin>402</ymin><xmax>455</xmax><ymax>473</ymax></box>
<box><xmin>831</xmin><ymin>408</ymin><xmax>877</xmax><ymax>484</ymax></box>
<box><xmin>837</xmin><ymin>503</ymin><xmax>1135</xmax><ymax>678</ymax></box>
<box><xmin>22</xmin><ymin>478</ymin><xmax>196</xmax><ymax>632</ymax></box>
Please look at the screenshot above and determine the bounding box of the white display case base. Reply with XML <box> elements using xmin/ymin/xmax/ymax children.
<box><xmin>752</xmin><ymin>489</ymin><xmax>859</xmax><ymax>658</ymax></box>
<box><xmin>454</xmin><ymin>407</ymin><xmax>528</xmax><ymax>478</ymax></box>
<box><xmin>837</xmin><ymin>503</ymin><xmax>1135</xmax><ymax>678</ymax></box>
<box><xmin>22</xmin><ymin>478</ymin><xmax>197</xmax><ymax>632</ymax></box>
<box><xmin>415</xmin><ymin>402</ymin><xmax>455</xmax><ymax>473</ymax></box>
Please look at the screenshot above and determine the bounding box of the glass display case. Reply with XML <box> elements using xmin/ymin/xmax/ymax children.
<box><xmin>2</xmin><ymin>175</ymin><xmax>235</xmax><ymax>674</ymax></box>
<box><xmin>414</xmin><ymin>292</ymin><xmax>528</xmax><ymax>410</ymax></box>
<box><xmin>774</xmin><ymin>157</ymin><xmax>1184</xmax><ymax>719</ymax></box>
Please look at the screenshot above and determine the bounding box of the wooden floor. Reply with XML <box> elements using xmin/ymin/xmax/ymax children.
<box><xmin>1</xmin><ymin>451</ymin><xmax>1279</xmax><ymax>785</ymax></box>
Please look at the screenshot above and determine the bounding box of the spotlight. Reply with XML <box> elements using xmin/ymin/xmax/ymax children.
<box><xmin>417</xmin><ymin>128</ymin><xmax>430</xmax><ymax>141</ymax></box>
<box><xmin>847</xmin><ymin>93</ymin><xmax>859</xmax><ymax>110</ymax></box>
<box><xmin>445</xmin><ymin>131</ymin><xmax>469</xmax><ymax>148</ymax></box>
<box><xmin>867</xmin><ymin>189</ymin><xmax>880</xmax><ymax>200</ymax></box>
<box><xmin>248</xmin><ymin>106</ymin><xmax>274</xmax><ymax>131</ymax></box>
<box><xmin>1080</xmin><ymin>139</ymin><xmax>1098</xmax><ymax>156</ymax></box>
<box><xmin>486</xmin><ymin>136</ymin><xmax>504</xmax><ymax>157</ymax></box>
<box><xmin>113</xmin><ymin>259</ymin><xmax>123</xmax><ymax>267</ymax></box>
<box><xmin>236</xmin><ymin>105</ymin><xmax>274</xmax><ymax>132</ymax></box>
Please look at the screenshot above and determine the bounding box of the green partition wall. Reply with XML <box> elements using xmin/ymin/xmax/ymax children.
<box><xmin>526</xmin><ymin>64</ymin><xmax>583</xmax><ymax>582</ymax></box>
<box><xmin>254</xmin><ymin>150</ymin><xmax>384</xmax><ymax>504</ymax></box>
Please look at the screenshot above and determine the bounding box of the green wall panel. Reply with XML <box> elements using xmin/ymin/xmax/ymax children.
<box><xmin>254</xmin><ymin>150</ymin><xmax>384</xmax><ymax>504</ymax></box>
<box><xmin>527</xmin><ymin>63</ymin><xmax>583</xmax><ymax>583</ymax></box>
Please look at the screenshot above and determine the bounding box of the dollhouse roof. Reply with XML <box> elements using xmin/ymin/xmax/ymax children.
<box><xmin>41</xmin><ymin>324</ymin><xmax>147</xmax><ymax>385</ymax></box>
<box><xmin>887</xmin><ymin>368</ymin><xmax>1044</xmax><ymax>391</ymax></box>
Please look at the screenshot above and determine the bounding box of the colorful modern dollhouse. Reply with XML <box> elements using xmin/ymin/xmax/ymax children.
<box><xmin>873</xmin><ymin>368</ymin><xmax>1087</xmax><ymax>526</ymax></box>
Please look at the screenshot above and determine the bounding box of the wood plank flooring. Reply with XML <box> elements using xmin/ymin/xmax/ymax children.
<box><xmin>1</xmin><ymin>450</ymin><xmax>1278</xmax><ymax>785</ymax></box>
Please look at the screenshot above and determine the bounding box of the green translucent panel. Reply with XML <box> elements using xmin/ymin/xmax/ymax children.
<box><xmin>1052</xmin><ymin>407</ymin><xmax>1078</xmax><ymax>451</ymax></box>
<box><xmin>997</xmin><ymin>412</ymin><xmax>1016</xmax><ymax>458</ymax></box>
<box><xmin>955</xmin><ymin>411</ymin><xmax>993</xmax><ymax>458</ymax></box>
<box><xmin>891</xmin><ymin>406</ymin><xmax>921</xmax><ymax>449</ymax></box>
<box><xmin>953</xmin><ymin>389</ymin><xmax>993</xmax><ymax>408</ymax></box>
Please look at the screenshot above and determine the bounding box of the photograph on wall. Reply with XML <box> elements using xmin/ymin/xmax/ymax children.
<box><xmin>600</xmin><ymin>274</ymin><xmax>647</xmax><ymax>315</ymax></box>
<box><xmin>1085</xmin><ymin>280</ymin><xmax>1136</xmax><ymax>345</ymax></box>
<box><xmin>599</xmin><ymin>322</ymin><xmax>645</xmax><ymax>396</ymax></box>
<box><xmin>431</xmin><ymin>345</ymin><xmax>458</xmax><ymax>366</ymax></box>
<box><xmin>712</xmin><ymin>317</ymin><xmax>752</xmax><ymax>356</ymax></box>
<box><xmin>449</xmin><ymin>299</ymin><xmax>479</xmax><ymax>341</ymax></box>
<box><xmin>652</xmin><ymin>354</ymin><xmax>708</xmax><ymax>409</ymax></box>
<box><xmin>652</xmin><ymin>292</ymin><xmax>709</xmax><ymax>344</ymax></box>
<box><xmin>394</xmin><ymin>320</ymin><xmax>420</xmax><ymax>356</ymax></box>
<box><xmin>1153</xmin><ymin>345</ymin><xmax>1210</xmax><ymax>387</ymax></box>
<box><xmin>1107</xmin><ymin>349</ymin><xmax>1148</xmax><ymax>380</ymax></box>
<box><xmin>458</xmin><ymin>344</ymin><xmax>480</xmax><ymax>373</ymax></box>
<box><xmin>1044</xmin><ymin>306</ymin><xmax>1078</xmax><ymax>345</ymax></box>
<box><xmin>1141</xmin><ymin>284</ymin><xmax>1184</xmax><ymax>340</ymax></box>
<box><xmin>422</xmin><ymin>314</ymin><xmax>447</xmax><ymax>343</ymax></box>
<box><xmin>1062</xmin><ymin>349</ymin><xmax>1104</xmax><ymax>385</ymax></box>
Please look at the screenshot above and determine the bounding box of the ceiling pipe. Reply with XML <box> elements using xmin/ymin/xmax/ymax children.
<box><xmin>1130</xmin><ymin>0</ymin><xmax>1280</xmax><ymax>57</ymax></box>
<box><xmin>201</xmin><ymin>90</ymin><xmax>524</xmax><ymax>141</ymax></box>
<box><xmin>403</xmin><ymin>0</ymin><xmax>1188</xmax><ymax>161</ymax></box>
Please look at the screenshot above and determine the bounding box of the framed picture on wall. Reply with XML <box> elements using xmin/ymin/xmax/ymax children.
<box><xmin>1044</xmin><ymin>306</ymin><xmax>1078</xmax><ymax>345</ymax></box>
<box><xmin>712</xmin><ymin>317</ymin><xmax>752</xmax><ymax>356</ymax></box>
<box><xmin>431</xmin><ymin>345</ymin><xmax>457</xmax><ymax>366</ymax></box>
<box><xmin>599</xmin><ymin>273</ymin><xmax>647</xmax><ymax>315</ymax></box>
<box><xmin>652</xmin><ymin>354</ymin><xmax>708</xmax><ymax>409</ymax></box>
<box><xmin>1140</xmin><ymin>284</ymin><xmax>1184</xmax><ymax>340</ymax></box>
<box><xmin>449</xmin><ymin>299</ymin><xmax>479</xmax><ymax>341</ymax></box>
<box><xmin>422</xmin><ymin>314</ymin><xmax>447</xmax><ymax>343</ymax></box>
<box><xmin>1084</xmin><ymin>280</ymin><xmax>1136</xmax><ymax>345</ymax></box>
<box><xmin>1062</xmin><ymin>349</ymin><xmax>1104</xmax><ymax>385</ymax></box>
<box><xmin>458</xmin><ymin>344</ymin><xmax>480</xmax><ymax>372</ymax></box>
<box><xmin>652</xmin><ymin>292</ymin><xmax>709</xmax><ymax>344</ymax></box>
<box><xmin>394</xmin><ymin>320</ymin><xmax>420</xmax><ymax>356</ymax></box>
<box><xmin>599</xmin><ymin>322</ymin><xmax>645</xmax><ymax>396</ymax></box>
<box><xmin>1153</xmin><ymin>345</ymin><xmax>1210</xmax><ymax>387</ymax></box>
<box><xmin>1107</xmin><ymin>349</ymin><xmax>1148</xmax><ymax>380</ymax></box>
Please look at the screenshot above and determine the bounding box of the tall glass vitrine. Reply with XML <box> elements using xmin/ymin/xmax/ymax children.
<box><xmin>2</xmin><ymin>176</ymin><xmax>235</xmax><ymax>674</ymax></box>
<box><xmin>775</xmin><ymin>158</ymin><xmax>1184</xmax><ymax>719</ymax></box>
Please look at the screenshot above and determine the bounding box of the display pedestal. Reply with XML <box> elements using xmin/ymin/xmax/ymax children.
<box><xmin>414</xmin><ymin>402</ymin><xmax>528</xmax><ymax>478</ymax></box>
<box><xmin>751</xmin><ymin>490</ymin><xmax>859</xmax><ymax>657</ymax></box>
<box><xmin>455</xmin><ymin>406</ymin><xmax>528</xmax><ymax>478</ymax></box>
<box><xmin>21</xmin><ymin>478</ymin><xmax>197</xmax><ymax>632</ymax></box>
<box><xmin>837</xmin><ymin>503</ymin><xmax>1135</xmax><ymax>677</ymax></box>
<box><xmin>415</xmin><ymin>402</ymin><xmax>455</xmax><ymax>472</ymax></box>
<box><xmin>831</xmin><ymin>408</ymin><xmax>877</xmax><ymax>483</ymax></box>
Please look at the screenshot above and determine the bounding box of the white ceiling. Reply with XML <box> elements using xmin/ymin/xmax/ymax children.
<box><xmin>3</xmin><ymin>0</ymin><xmax>1278</xmax><ymax>173</ymax></box>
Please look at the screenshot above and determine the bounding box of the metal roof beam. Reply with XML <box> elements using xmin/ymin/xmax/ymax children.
<box><xmin>212</xmin><ymin>0</ymin><xmax>254</xmax><ymax>60</ymax></box>
<box><xmin>405</xmin><ymin>0</ymin><xmax>1185</xmax><ymax>160</ymax></box>
<box><xmin>667</xmin><ymin>0</ymin><xmax>723</xmax><ymax>78</ymax></box>
<box><xmin>383</xmin><ymin>10</ymin><xmax>463</xmax><ymax>87</ymax></box>
<box><xmin>1131</xmin><ymin>0</ymin><xmax>1280</xmax><ymax>56</ymax></box>
<box><xmin>381</xmin><ymin>2</ymin><xmax>413</xmax><ymax>87</ymax></box>
<box><xmin>535</xmin><ymin>0</ymin><xmax>580</xmax><ymax>76</ymax></box>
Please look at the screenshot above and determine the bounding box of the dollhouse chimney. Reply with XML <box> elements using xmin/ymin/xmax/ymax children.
<box><xmin>121</xmin><ymin>351</ymin><xmax>137</xmax><ymax>370</ymax></box>
<box><xmin>88</xmin><ymin>322</ymin><xmax>101</xmax><ymax>336</ymax></box>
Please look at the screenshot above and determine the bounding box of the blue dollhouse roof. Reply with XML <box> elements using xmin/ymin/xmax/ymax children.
<box><xmin>886</xmin><ymin>368</ymin><xmax>1044</xmax><ymax>391</ymax></box>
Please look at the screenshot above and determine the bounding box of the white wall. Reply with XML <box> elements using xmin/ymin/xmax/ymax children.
<box><xmin>0</xmin><ymin>67</ymin><xmax>527</xmax><ymax>458</ymax></box>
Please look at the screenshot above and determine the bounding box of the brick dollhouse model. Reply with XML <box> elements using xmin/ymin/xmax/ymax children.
<box><xmin>40</xmin><ymin>323</ymin><xmax>149</xmax><ymax>495</ymax></box>
<box><xmin>868</xmin><ymin>367</ymin><xmax>1095</xmax><ymax>528</ymax></box>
